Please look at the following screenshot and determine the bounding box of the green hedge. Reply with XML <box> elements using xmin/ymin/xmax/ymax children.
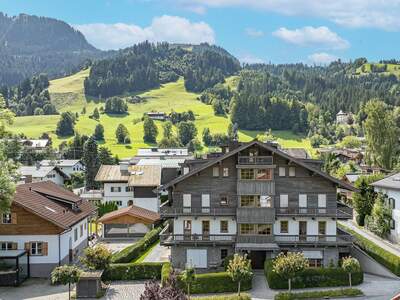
<box><xmin>264</xmin><ymin>260</ymin><xmax>363</xmax><ymax>289</ymax></box>
<box><xmin>339</xmin><ymin>223</ymin><xmax>400</xmax><ymax>276</ymax></box>
<box><xmin>102</xmin><ymin>262</ymin><xmax>164</xmax><ymax>281</ymax></box>
<box><xmin>111</xmin><ymin>227</ymin><xmax>162</xmax><ymax>263</ymax></box>
<box><xmin>196</xmin><ymin>294</ymin><xmax>251</xmax><ymax>300</ymax></box>
<box><xmin>179</xmin><ymin>272</ymin><xmax>252</xmax><ymax>295</ymax></box>
<box><xmin>274</xmin><ymin>288</ymin><xmax>363</xmax><ymax>300</ymax></box>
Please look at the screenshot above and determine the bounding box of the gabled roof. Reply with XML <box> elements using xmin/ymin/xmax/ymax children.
<box><xmin>41</xmin><ymin>159</ymin><xmax>83</xmax><ymax>167</ymax></box>
<box><xmin>98</xmin><ymin>205</ymin><xmax>160</xmax><ymax>223</ymax></box>
<box><xmin>18</xmin><ymin>165</ymin><xmax>69</xmax><ymax>179</ymax></box>
<box><xmin>95</xmin><ymin>165</ymin><xmax>129</xmax><ymax>182</ymax></box>
<box><xmin>371</xmin><ymin>172</ymin><xmax>400</xmax><ymax>190</ymax></box>
<box><xmin>128</xmin><ymin>165</ymin><xmax>161</xmax><ymax>187</ymax></box>
<box><xmin>161</xmin><ymin>140</ymin><xmax>357</xmax><ymax>191</ymax></box>
<box><xmin>14</xmin><ymin>181</ymin><xmax>96</xmax><ymax>229</ymax></box>
<box><xmin>282</xmin><ymin>148</ymin><xmax>311</xmax><ymax>159</ymax></box>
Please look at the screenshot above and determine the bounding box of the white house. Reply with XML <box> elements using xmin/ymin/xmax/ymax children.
<box><xmin>40</xmin><ymin>160</ymin><xmax>85</xmax><ymax>177</ymax></box>
<box><xmin>371</xmin><ymin>172</ymin><xmax>400</xmax><ymax>243</ymax></box>
<box><xmin>0</xmin><ymin>181</ymin><xmax>96</xmax><ymax>277</ymax></box>
<box><xmin>18</xmin><ymin>165</ymin><xmax>68</xmax><ymax>185</ymax></box>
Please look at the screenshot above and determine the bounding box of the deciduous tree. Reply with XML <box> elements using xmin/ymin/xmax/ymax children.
<box><xmin>227</xmin><ymin>253</ymin><xmax>253</xmax><ymax>296</ymax></box>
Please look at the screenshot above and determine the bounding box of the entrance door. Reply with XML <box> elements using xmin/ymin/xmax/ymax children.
<box><xmin>299</xmin><ymin>221</ymin><xmax>307</xmax><ymax>241</ymax></box>
<box><xmin>249</xmin><ymin>251</ymin><xmax>267</xmax><ymax>269</ymax></box>
<box><xmin>202</xmin><ymin>220</ymin><xmax>210</xmax><ymax>240</ymax></box>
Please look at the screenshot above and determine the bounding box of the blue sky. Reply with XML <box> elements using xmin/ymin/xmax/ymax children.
<box><xmin>1</xmin><ymin>0</ymin><xmax>400</xmax><ymax>64</ymax></box>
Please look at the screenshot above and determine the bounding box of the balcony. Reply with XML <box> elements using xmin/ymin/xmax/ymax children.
<box><xmin>236</xmin><ymin>207</ymin><xmax>275</xmax><ymax>223</ymax></box>
<box><xmin>160</xmin><ymin>201</ymin><xmax>236</xmax><ymax>217</ymax></box>
<box><xmin>275</xmin><ymin>234</ymin><xmax>353</xmax><ymax>246</ymax></box>
<box><xmin>238</xmin><ymin>156</ymin><xmax>273</xmax><ymax>165</ymax></box>
<box><xmin>237</xmin><ymin>181</ymin><xmax>275</xmax><ymax>195</ymax></box>
<box><xmin>275</xmin><ymin>207</ymin><xmax>353</xmax><ymax>219</ymax></box>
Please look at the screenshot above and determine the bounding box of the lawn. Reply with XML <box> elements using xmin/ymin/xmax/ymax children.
<box><xmin>355</xmin><ymin>62</ymin><xmax>400</xmax><ymax>78</ymax></box>
<box><xmin>7</xmin><ymin>70</ymin><xmax>313</xmax><ymax>158</ymax></box>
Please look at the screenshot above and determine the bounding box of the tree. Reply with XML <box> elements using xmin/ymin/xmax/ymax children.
<box><xmin>181</xmin><ymin>267</ymin><xmax>195</xmax><ymax>299</ymax></box>
<box><xmin>51</xmin><ymin>265</ymin><xmax>81</xmax><ymax>300</ymax></box>
<box><xmin>143</xmin><ymin>116</ymin><xmax>158</xmax><ymax>143</ymax></box>
<box><xmin>227</xmin><ymin>123</ymin><xmax>238</xmax><ymax>141</ymax></box>
<box><xmin>227</xmin><ymin>253</ymin><xmax>253</xmax><ymax>296</ymax></box>
<box><xmin>202</xmin><ymin>127</ymin><xmax>212</xmax><ymax>146</ymax></box>
<box><xmin>56</xmin><ymin>112</ymin><xmax>75</xmax><ymax>136</ymax></box>
<box><xmin>162</xmin><ymin>121</ymin><xmax>173</xmax><ymax>139</ymax></box>
<box><xmin>272</xmin><ymin>252</ymin><xmax>308</xmax><ymax>293</ymax></box>
<box><xmin>115</xmin><ymin>124</ymin><xmax>129</xmax><ymax>144</ymax></box>
<box><xmin>365</xmin><ymin>192</ymin><xmax>392</xmax><ymax>237</ymax></box>
<box><xmin>80</xmin><ymin>244</ymin><xmax>112</xmax><ymax>270</ymax></box>
<box><xmin>93</xmin><ymin>124</ymin><xmax>104</xmax><ymax>141</ymax></box>
<box><xmin>98</xmin><ymin>147</ymin><xmax>115</xmax><ymax>165</ymax></box>
<box><xmin>177</xmin><ymin>121</ymin><xmax>197</xmax><ymax>146</ymax></box>
<box><xmin>104</xmin><ymin>97</ymin><xmax>128</xmax><ymax>114</ymax></box>
<box><xmin>140</xmin><ymin>272</ymin><xmax>186</xmax><ymax>300</ymax></box>
<box><xmin>82</xmin><ymin>136</ymin><xmax>99</xmax><ymax>189</ymax></box>
<box><xmin>92</xmin><ymin>107</ymin><xmax>100</xmax><ymax>120</ymax></box>
<box><xmin>158</xmin><ymin>137</ymin><xmax>181</xmax><ymax>148</ymax></box>
<box><xmin>96</xmin><ymin>201</ymin><xmax>118</xmax><ymax>218</ymax></box>
<box><xmin>341</xmin><ymin>257</ymin><xmax>360</xmax><ymax>287</ymax></box>
<box><xmin>364</xmin><ymin>100</ymin><xmax>398</xmax><ymax>169</ymax></box>
<box><xmin>339</xmin><ymin>136</ymin><xmax>362</xmax><ymax>149</ymax></box>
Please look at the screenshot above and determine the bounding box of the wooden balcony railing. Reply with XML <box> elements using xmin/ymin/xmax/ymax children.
<box><xmin>160</xmin><ymin>233</ymin><xmax>236</xmax><ymax>245</ymax></box>
<box><xmin>160</xmin><ymin>201</ymin><xmax>236</xmax><ymax>217</ymax></box>
<box><xmin>275</xmin><ymin>207</ymin><xmax>353</xmax><ymax>218</ymax></box>
<box><xmin>238</xmin><ymin>156</ymin><xmax>273</xmax><ymax>165</ymax></box>
<box><xmin>275</xmin><ymin>234</ymin><xmax>353</xmax><ymax>245</ymax></box>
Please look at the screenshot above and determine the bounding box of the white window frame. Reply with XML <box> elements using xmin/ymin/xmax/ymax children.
<box><xmin>183</xmin><ymin>167</ymin><xmax>189</xmax><ymax>175</ymax></box>
<box><xmin>2</xmin><ymin>213</ymin><xmax>11</xmax><ymax>224</ymax></box>
<box><xmin>223</xmin><ymin>167</ymin><xmax>229</xmax><ymax>177</ymax></box>
<box><xmin>183</xmin><ymin>194</ymin><xmax>191</xmax><ymax>213</ymax></box>
<box><xmin>318</xmin><ymin>194</ymin><xmax>327</xmax><ymax>208</ymax></box>
<box><xmin>289</xmin><ymin>167</ymin><xmax>296</xmax><ymax>177</ymax></box>
<box><xmin>279</xmin><ymin>167</ymin><xmax>286</xmax><ymax>177</ymax></box>
<box><xmin>30</xmin><ymin>242</ymin><xmax>43</xmax><ymax>256</ymax></box>
<box><xmin>280</xmin><ymin>194</ymin><xmax>288</xmax><ymax>208</ymax></box>
<box><xmin>0</xmin><ymin>242</ymin><xmax>14</xmax><ymax>250</ymax></box>
<box><xmin>201</xmin><ymin>194</ymin><xmax>210</xmax><ymax>213</ymax></box>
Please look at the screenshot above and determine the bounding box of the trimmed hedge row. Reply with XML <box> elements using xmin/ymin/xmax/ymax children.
<box><xmin>264</xmin><ymin>260</ymin><xmax>363</xmax><ymax>289</ymax></box>
<box><xmin>111</xmin><ymin>226</ymin><xmax>162</xmax><ymax>263</ymax></box>
<box><xmin>339</xmin><ymin>223</ymin><xmax>400</xmax><ymax>276</ymax></box>
<box><xmin>102</xmin><ymin>262</ymin><xmax>164</xmax><ymax>281</ymax></box>
<box><xmin>274</xmin><ymin>288</ymin><xmax>363</xmax><ymax>300</ymax></box>
<box><xmin>197</xmin><ymin>294</ymin><xmax>251</xmax><ymax>300</ymax></box>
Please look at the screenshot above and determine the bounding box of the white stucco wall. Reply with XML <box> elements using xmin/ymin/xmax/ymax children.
<box><xmin>374</xmin><ymin>187</ymin><xmax>400</xmax><ymax>242</ymax></box>
<box><xmin>274</xmin><ymin>217</ymin><xmax>337</xmax><ymax>236</ymax></box>
<box><xmin>58</xmin><ymin>162</ymin><xmax>85</xmax><ymax>177</ymax></box>
<box><xmin>133</xmin><ymin>197</ymin><xmax>159</xmax><ymax>212</ymax></box>
<box><xmin>173</xmin><ymin>217</ymin><xmax>237</xmax><ymax>235</ymax></box>
<box><xmin>103</xmin><ymin>182</ymin><xmax>133</xmax><ymax>207</ymax></box>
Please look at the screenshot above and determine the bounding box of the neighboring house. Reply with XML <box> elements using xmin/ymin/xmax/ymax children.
<box><xmin>0</xmin><ymin>181</ymin><xmax>96</xmax><ymax>277</ymax></box>
<box><xmin>146</xmin><ymin>112</ymin><xmax>168</xmax><ymax>121</ymax></box>
<box><xmin>160</xmin><ymin>140</ymin><xmax>355</xmax><ymax>270</ymax></box>
<box><xmin>18</xmin><ymin>164</ymin><xmax>68</xmax><ymax>185</ymax></box>
<box><xmin>40</xmin><ymin>160</ymin><xmax>85</xmax><ymax>177</ymax></box>
<box><xmin>98</xmin><ymin>205</ymin><xmax>160</xmax><ymax>239</ymax></box>
<box><xmin>20</xmin><ymin>139</ymin><xmax>50</xmax><ymax>153</ymax></box>
<box><xmin>134</xmin><ymin>147</ymin><xmax>192</xmax><ymax>160</ymax></box>
<box><xmin>339</xmin><ymin>173</ymin><xmax>362</xmax><ymax>200</ymax></box>
<box><xmin>336</xmin><ymin>110</ymin><xmax>352</xmax><ymax>124</ymax></box>
<box><xmin>332</xmin><ymin>149</ymin><xmax>363</xmax><ymax>164</ymax></box>
<box><xmin>95</xmin><ymin>164</ymin><xmax>162</xmax><ymax>212</ymax></box>
<box><xmin>371</xmin><ymin>172</ymin><xmax>400</xmax><ymax>243</ymax></box>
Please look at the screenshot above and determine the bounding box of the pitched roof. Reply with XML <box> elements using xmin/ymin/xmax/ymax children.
<box><xmin>95</xmin><ymin>165</ymin><xmax>130</xmax><ymax>182</ymax></box>
<box><xmin>98</xmin><ymin>205</ymin><xmax>160</xmax><ymax>223</ymax></box>
<box><xmin>127</xmin><ymin>165</ymin><xmax>161</xmax><ymax>187</ymax></box>
<box><xmin>161</xmin><ymin>140</ymin><xmax>357</xmax><ymax>192</ymax></box>
<box><xmin>40</xmin><ymin>160</ymin><xmax>82</xmax><ymax>167</ymax></box>
<box><xmin>282</xmin><ymin>148</ymin><xmax>311</xmax><ymax>159</ymax></box>
<box><xmin>14</xmin><ymin>181</ymin><xmax>96</xmax><ymax>229</ymax></box>
<box><xmin>371</xmin><ymin>172</ymin><xmax>400</xmax><ymax>190</ymax></box>
<box><xmin>18</xmin><ymin>165</ymin><xmax>68</xmax><ymax>179</ymax></box>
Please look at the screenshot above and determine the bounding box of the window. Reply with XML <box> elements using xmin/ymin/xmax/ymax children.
<box><xmin>183</xmin><ymin>194</ymin><xmax>191</xmax><ymax>207</ymax></box>
<box><xmin>289</xmin><ymin>167</ymin><xmax>296</xmax><ymax>177</ymax></box>
<box><xmin>183</xmin><ymin>220</ymin><xmax>192</xmax><ymax>232</ymax></box>
<box><xmin>240</xmin><ymin>195</ymin><xmax>260</xmax><ymax>207</ymax></box>
<box><xmin>201</xmin><ymin>194</ymin><xmax>210</xmax><ymax>213</ymax></box>
<box><xmin>183</xmin><ymin>167</ymin><xmax>189</xmax><ymax>175</ymax></box>
<box><xmin>390</xmin><ymin>219</ymin><xmax>396</xmax><ymax>230</ymax></box>
<box><xmin>260</xmin><ymin>195</ymin><xmax>272</xmax><ymax>208</ymax></box>
<box><xmin>2</xmin><ymin>213</ymin><xmax>12</xmax><ymax>224</ymax></box>
<box><xmin>240</xmin><ymin>224</ymin><xmax>255</xmax><ymax>235</ymax></box>
<box><xmin>318</xmin><ymin>194</ymin><xmax>327</xmax><ymax>208</ymax></box>
<box><xmin>111</xmin><ymin>187</ymin><xmax>121</xmax><ymax>193</ymax></box>
<box><xmin>80</xmin><ymin>224</ymin><xmax>83</xmax><ymax>237</ymax></box>
<box><xmin>114</xmin><ymin>201</ymin><xmax>122</xmax><ymax>206</ymax></box>
<box><xmin>389</xmin><ymin>198</ymin><xmax>396</xmax><ymax>209</ymax></box>
<box><xmin>240</xmin><ymin>224</ymin><xmax>272</xmax><ymax>235</ymax></box>
<box><xmin>223</xmin><ymin>167</ymin><xmax>229</xmax><ymax>177</ymax></box>
<box><xmin>299</xmin><ymin>194</ymin><xmax>307</xmax><ymax>208</ymax></box>
<box><xmin>221</xmin><ymin>249</ymin><xmax>228</xmax><ymax>260</ymax></box>
<box><xmin>0</xmin><ymin>242</ymin><xmax>15</xmax><ymax>250</ymax></box>
<box><xmin>84</xmin><ymin>222</ymin><xmax>87</xmax><ymax>230</ymax></box>
<box><xmin>256</xmin><ymin>169</ymin><xmax>272</xmax><ymax>180</ymax></box>
<box><xmin>308</xmin><ymin>259</ymin><xmax>322</xmax><ymax>268</ymax></box>
<box><xmin>125</xmin><ymin>187</ymin><xmax>130</xmax><ymax>192</ymax></box>
<box><xmin>279</xmin><ymin>167</ymin><xmax>286</xmax><ymax>177</ymax></box>
<box><xmin>213</xmin><ymin>167</ymin><xmax>220</xmax><ymax>177</ymax></box>
<box><xmin>240</xmin><ymin>169</ymin><xmax>254</xmax><ymax>180</ymax></box>
<box><xmin>74</xmin><ymin>228</ymin><xmax>78</xmax><ymax>242</ymax></box>
<box><xmin>318</xmin><ymin>221</ymin><xmax>326</xmax><ymax>235</ymax></box>
<box><xmin>280</xmin><ymin>195</ymin><xmax>288</xmax><ymax>208</ymax></box>
<box><xmin>257</xmin><ymin>224</ymin><xmax>272</xmax><ymax>235</ymax></box>
<box><xmin>280</xmin><ymin>221</ymin><xmax>288</xmax><ymax>233</ymax></box>
<box><xmin>220</xmin><ymin>220</ymin><xmax>229</xmax><ymax>233</ymax></box>
<box><xmin>30</xmin><ymin>242</ymin><xmax>43</xmax><ymax>256</ymax></box>
<box><xmin>220</xmin><ymin>195</ymin><xmax>228</xmax><ymax>206</ymax></box>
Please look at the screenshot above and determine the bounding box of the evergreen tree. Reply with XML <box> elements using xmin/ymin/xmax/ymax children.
<box><xmin>143</xmin><ymin>117</ymin><xmax>158</xmax><ymax>143</ymax></box>
<box><xmin>202</xmin><ymin>127</ymin><xmax>212</xmax><ymax>146</ymax></box>
<box><xmin>92</xmin><ymin>107</ymin><xmax>100</xmax><ymax>120</ymax></box>
<box><xmin>162</xmin><ymin>121</ymin><xmax>173</xmax><ymax>139</ymax></box>
<box><xmin>177</xmin><ymin>121</ymin><xmax>197</xmax><ymax>146</ymax></box>
<box><xmin>115</xmin><ymin>124</ymin><xmax>129</xmax><ymax>144</ymax></box>
<box><xmin>82</xmin><ymin>136</ymin><xmax>99</xmax><ymax>189</ymax></box>
<box><xmin>93</xmin><ymin>124</ymin><xmax>104</xmax><ymax>141</ymax></box>
<box><xmin>56</xmin><ymin>112</ymin><xmax>75</xmax><ymax>137</ymax></box>
<box><xmin>98</xmin><ymin>147</ymin><xmax>115</xmax><ymax>165</ymax></box>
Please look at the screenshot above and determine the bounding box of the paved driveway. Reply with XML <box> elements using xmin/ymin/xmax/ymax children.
<box><xmin>97</xmin><ymin>238</ymin><xmax>139</xmax><ymax>254</ymax></box>
<box><xmin>143</xmin><ymin>243</ymin><xmax>170</xmax><ymax>263</ymax></box>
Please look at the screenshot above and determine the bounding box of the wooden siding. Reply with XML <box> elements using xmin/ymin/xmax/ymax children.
<box><xmin>237</xmin><ymin>181</ymin><xmax>275</xmax><ymax>195</ymax></box>
<box><xmin>237</xmin><ymin>207</ymin><xmax>275</xmax><ymax>223</ymax></box>
<box><xmin>0</xmin><ymin>203</ymin><xmax>63</xmax><ymax>235</ymax></box>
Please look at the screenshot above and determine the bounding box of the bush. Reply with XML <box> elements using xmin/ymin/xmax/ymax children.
<box><xmin>161</xmin><ymin>262</ymin><xmax>172</xmax><ymax>286</ymax></box>
<box><xmin>274</xmin><ymin>288</ymin><xmax>363</xmax><ymax>300</ymax></box>
<box><xmin>80</xmin><ymin>244</ymin><xmax>112</xmax><ymax>270</ymax></box>
<box><xmin>111</xmin><ymin>227</ymin><xmax>162</xmax><ymax>263</ymax></box>
<box><xmin>197</xmin><ymin>294</ymin><xmax>251</xmax><ymax>300</ymax></box>
<box><xmin>102</xmin><ymin>262</ymin><xmax>164</xmax><ymax>281</ymax></box>
<box><xmin>339</xmin><ymin>224</ymin><xmax>400</xmax><ymax>276</ymax></box>
<box><xmin>264</xmin><ymin>260</ymin><xmax>363</xmax><ymax>289</ymax></box>
<box><xmin>179</xmin><ymin>272</ymin><xmax>252</xmax><ymax>295</ymax></box>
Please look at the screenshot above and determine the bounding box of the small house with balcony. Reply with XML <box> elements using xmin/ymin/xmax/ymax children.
<box><xmin>160</xmin><ymin>140</ymin><xmax>355</xmax><ymax>270</ymax></box>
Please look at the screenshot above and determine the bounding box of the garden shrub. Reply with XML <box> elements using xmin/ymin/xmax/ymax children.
<box><xmin>161</xmin><ymin>262</ymin><xmax>172</xmax><ymax>286</ymax></box>
<box><xmin>111</xmin><ymin>226</ymin><xmax>162</xmax><ymax>263</ymax></box>
<box><xmin>264</xmin><ymin>260</ymin><xmax>363</xmax><ymax>289</ymax></box>
<box><xmin>274</xmin><ymin>288</ymin><xmax>363</xmax><ymax>300</ymax></box>
<box><xmin>102</xmin><ymin>262</ymin><xmax>164</xmax><ymax>281</ymax></box>
<box><xmin>197</xmin><ymin>294</ymin><xmax>251</xmax><ymax>300</ymax></box>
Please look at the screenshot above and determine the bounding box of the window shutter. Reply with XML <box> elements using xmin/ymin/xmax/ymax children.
<box><xmin>42</xmin><ymin>242</ymin><xmax>48</xmax><ymax>256</ymax></box>
<box><xmin>11</xmin><ymin>213</ymin><xmax>17</xmax><ymax>224</ymax></box>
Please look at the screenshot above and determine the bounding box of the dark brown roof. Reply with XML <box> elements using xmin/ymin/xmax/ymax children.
<box><xmin>98</xmin><ymin>205</ymin><xmax>160</xmax><ymax>223</ymax></box>
<box><xmin>162</xmin><ymin>140</ymin><xmax>358</xmax><ymax>192</ymax></box>
<box><xmin>14</xmin><ymin>181</ymin><xmax>96</xmax><ymax>229</ymax></box>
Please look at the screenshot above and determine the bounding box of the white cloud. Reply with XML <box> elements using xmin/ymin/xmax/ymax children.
<box><xmin>308</xmin><ymin>52</ymin><xmax>338</xmax><ymax>65</ymax></box>
<box><xmin>74</xmin><ymin>15</ymin><xmax>215</xmax><ymax>50</ymax></box>
<box><xmin>273</xmin><ymin>26</ymin><xmax>349</xmax><ymax>49</ymax></box>
<box><xmin>181</xmin><ymin>0</ymin><xmax>400</xmax><ymax>30</ymax></box>
<box><xmin>239</xmin><ymin>54</ymin><xmax>266</xmax><ymax>64</ymax></box>
<box><xmin>245</xmin><ymin>27</ymin><xmax>264</xmax><ymax>37</ymax></box>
